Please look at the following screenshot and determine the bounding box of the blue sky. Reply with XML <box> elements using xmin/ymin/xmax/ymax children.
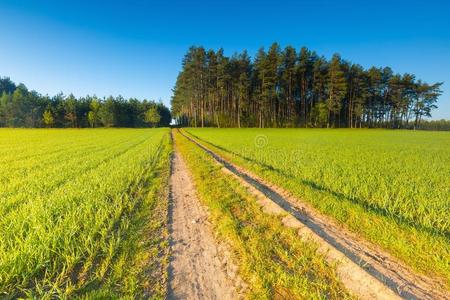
<box><xmin>0</xmin><ymin>0</ymin><xmax>449</xmax><ymax>119</ymax></box>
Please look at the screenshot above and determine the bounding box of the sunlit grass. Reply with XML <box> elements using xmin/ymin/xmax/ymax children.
<box><xmin>185</xmin><ymin>128</ymin><xmax>450</xmax><ymax>287</ymax></box>
<box><xmin>0</xmin><ymin>128</ymin><xmax>171</xmax><ymax>298</ymax></box>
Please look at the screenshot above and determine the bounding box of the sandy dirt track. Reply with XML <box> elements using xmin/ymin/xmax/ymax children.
<box><xmin>167</xmin><ymin>149</ymin><xmax>238</xmax><ymax>300</ymax></box>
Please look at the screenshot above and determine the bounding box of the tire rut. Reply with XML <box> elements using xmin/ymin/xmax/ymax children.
<box><xmin>167</xmin><ymin>144</ymin><xmax>239</xmax><ymax>300</ymax></box>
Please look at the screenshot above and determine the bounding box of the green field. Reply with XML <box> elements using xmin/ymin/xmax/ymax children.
<box><xmin>1</xmin><ymin>128</ymin><xmax>448</xmax><ymax>297</ymax></box>
<box><xmin>0</xmin><ymin>129</ymin><xmax>171</xmax><ymax>298</ymax></box>
<box><xmin>185</xmin><ymin>128</ymin><xmax>450</xmax><ymax>285</ymax></box>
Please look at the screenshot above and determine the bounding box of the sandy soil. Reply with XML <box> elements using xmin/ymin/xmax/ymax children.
<box><xmin>179</xmin><ymin>129</ymin><xmax>449</xmax><ymax>300</ymax></box>
<box><xmin>167</xmin><ymin>150</ymin><xmax>239</xmax><ymax>300</ymax></box>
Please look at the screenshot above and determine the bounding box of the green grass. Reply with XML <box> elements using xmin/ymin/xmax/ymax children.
<box><xmin>0</xmin><ymin>129</ymin><xmax>172</xmax><ymax>298</ymax></box>
<box><xmin>184</xmin><ymin>128</ymin><xmax>450</xmax><ymax>287</ymax></box>
<box><xmin>174</xmin><ymin>130</ymin><xmax>352</xmax><ymax>299</ymax></box>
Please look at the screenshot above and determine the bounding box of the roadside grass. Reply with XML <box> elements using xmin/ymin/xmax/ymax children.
<box><xmin>0</xmin><ymin>129</ymin><xmax>172</xmax><ymax>298</ymax></box>
<box><xmin>184</xmin><ymin>128</ymin><xmax>450</xmax><ymax>288</ymax></box>
<box><xmin>174</xmin><ymin>130</ymin><xmax>352</xmax><ymax>299</ymax></box>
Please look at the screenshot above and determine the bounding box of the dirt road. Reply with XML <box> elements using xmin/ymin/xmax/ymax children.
<box><xmin>167</xmin><ymin>150</ymin><xmax>238</xmax><ymax>300</ymax></box>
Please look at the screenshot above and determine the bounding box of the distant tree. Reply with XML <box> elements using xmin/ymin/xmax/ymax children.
<box><xmin>311</xmin><ymin>56</ymin><xmax>328</xmax><ymax>126</ymax></box>
<box><xmin>327</xmin><ymin>54</ymin><xmax>347</xmax><ymax>127</ymax></box>
<box><xmin>297</xmin><ymin>47</ymin><xmax>313</xmax><ymax>126</ymax></box>
<box><xmin>156</xmin><ymin>102</ymin><xmax>171</xmax><ymax>126</ymax></box>
<box><xmin>317</xmin><ymin>102</ymin><xmax>329</xmax><ymax>127</ymax></box>
<box><xmin>87</xmin><ymin>111</ymin><xmax>95</xmax><ymax>128</ymax></box>
<box><xmin>253</xmin><ymin>47</ymin><xmax>267</xmax><ymax>127</ymax></box>
<box><xmin>413</xmin><ymin>81</ymin><xmax>443</xmax><ymax>129</ymax></box>
<box><xmin>238</xmin><ymin>66</ymin><xmax>250</xmax><ymax>127</ymax></box>
<box><xmin>0</xmin><ymin>92</ymin><xmax>12</xmax><ymax>127</ymax></box>
<box><xmin>0</xmin><ymin>77</ymin><xmax>16</xmax><ymax>95</ymax></box>
<box><xmin>64</xmin><ymin>94</ymin><xmax>78</xmax><ymax>127</ymax></box>
<box><xmin>88</xmin><ymin>98</ymin><xmax>100</xmax><ymax>127</ymax></box>
<box><xmin>418</xmin><ymin>119</ymin><xmax>450</xmax><ymax>131</ymax></box>
<box><xmin>145</xmin><ymin>106</ymin><xmax>161</xmax><ymax>127</ymax></box>
<box><xmin>279</xmin><ymin>46</ymin><xmax>296</xmax><ymax>125</ymax></box>
<box><xmin>43</xmin><ymin>109</ymin><xmax>54</xmax><ymax>127</ymax></box>
<box><xmin>99</xmin><ymin>97</ymin><xmax>116</xmax><ymax>127</ymax></box>
<box><xmin>216</xmin><ymin>48</ymin><xmax>229</xmax><ymax>127</ymax></box>
<box><xmin>10</xmin><ymin>85</ymin><xmax>29</xmax><ymax>127</ymax></box>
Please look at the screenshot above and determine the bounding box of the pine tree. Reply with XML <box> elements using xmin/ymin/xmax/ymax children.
<box><xmin>312</xmin><ymin>56</ymin><xmax>328</xmax><ymax>125</ymax></box>
<box><xmin>43</xmin><ymin>109</ymin><xmax>54</xmax><ymax>127</ymax></box>
<box><xmin>145</xmin><ymin>106</ymin><xmax>161</xmax><ymax>127</ymax></box>
<box><xmin>327</xmin><ymin>54</ymin><xmax>347</xmax><ymax>127</ymax></box>
<box><xmin>237</xmin><ymin>51</ymin><xmax>251</xmax><ymax>128</ymax></box>
<box><xmin>254</xmin><ymin>48</ymin><xmax>267</xmax><ymax>128</ymax></box>
<box><xmin>88</xmin><ymin>98</ymin><xmax>100</xmax><ymax>128</ymax></box>
<box><xmin>280</xmin><ymin>46</ymin><xmax>297</xmax><ymax>125</ymax></box>
<box><xmin>64</xmin><ymin>94</ymin><xmax>78</xmax><ymax>128</ymax></box>
<box><xmin>297</xmin><ymin>47</ymin><xmax>313</xmax><ymax>126</ymax></box>
<box><xmin>265</xmin><ymin>43</ymin><xmax>281</xmax><ymax>126</ymax></box>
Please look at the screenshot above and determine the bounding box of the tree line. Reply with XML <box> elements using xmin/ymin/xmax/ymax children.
<box><xmin>171</xmin><ymin>43</ymin><xmax>443</xmax><ymax>129</ymax></box>
<box><xmin>0</xmin><ymin>77</ymin><xmax>171</xmax><ymax>128</ymax></box>
<box><xmin>416</xmin><ymin>119</ymin><xmax>450</xmax><ymax>131</ymax></box>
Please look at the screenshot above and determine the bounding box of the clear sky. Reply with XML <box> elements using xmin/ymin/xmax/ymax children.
<box><xmin>0</xmin><ymin>0</ymin><xmax>449</xmax><ymax>119</ymax></box>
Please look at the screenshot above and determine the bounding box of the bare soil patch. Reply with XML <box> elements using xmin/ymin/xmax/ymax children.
<box><xmin>167</xmin><ymin>150</ymin><xmax>240</xmax><ymax>300</ymax></box>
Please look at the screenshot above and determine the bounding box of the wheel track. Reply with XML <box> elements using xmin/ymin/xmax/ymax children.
<box><xmin>167</xmin><ymin>134</ymin><xmax>240</xmax><ymax>299</ymax></box>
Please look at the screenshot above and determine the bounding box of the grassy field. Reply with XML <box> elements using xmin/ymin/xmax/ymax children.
<box><xmin>174</xmin><ymin>130</ymin><xmax>353</xmax><ymax>299</ymax></box>
<box><xmin>0</xmin><ymin>129</ymin><xmax>171</xmax><ymax>298</ymax></box>
<box><xmin>2</xmin><ymin>127</ymin><xmax>448</xmax><ymax>297</ymax></box>
<box><xmin>185</xmin><ymin>128</ymin><xmax>450</xmax><ymax>286</ymax></box>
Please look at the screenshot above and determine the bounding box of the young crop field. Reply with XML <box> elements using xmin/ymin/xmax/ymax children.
<box><xmin>0</xmin><ymin>128</ymin><xmax>171</xmax><ymax>298</ymax></box>
<box><xmin>1</xmin><ymin>127</ymin><xmax>448</xmax><ymax>298</ymax></box>
<box><xmin>184</xmin><ymin>128</ymin><xmax>450</xmax><ymax>286</ymax></box>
